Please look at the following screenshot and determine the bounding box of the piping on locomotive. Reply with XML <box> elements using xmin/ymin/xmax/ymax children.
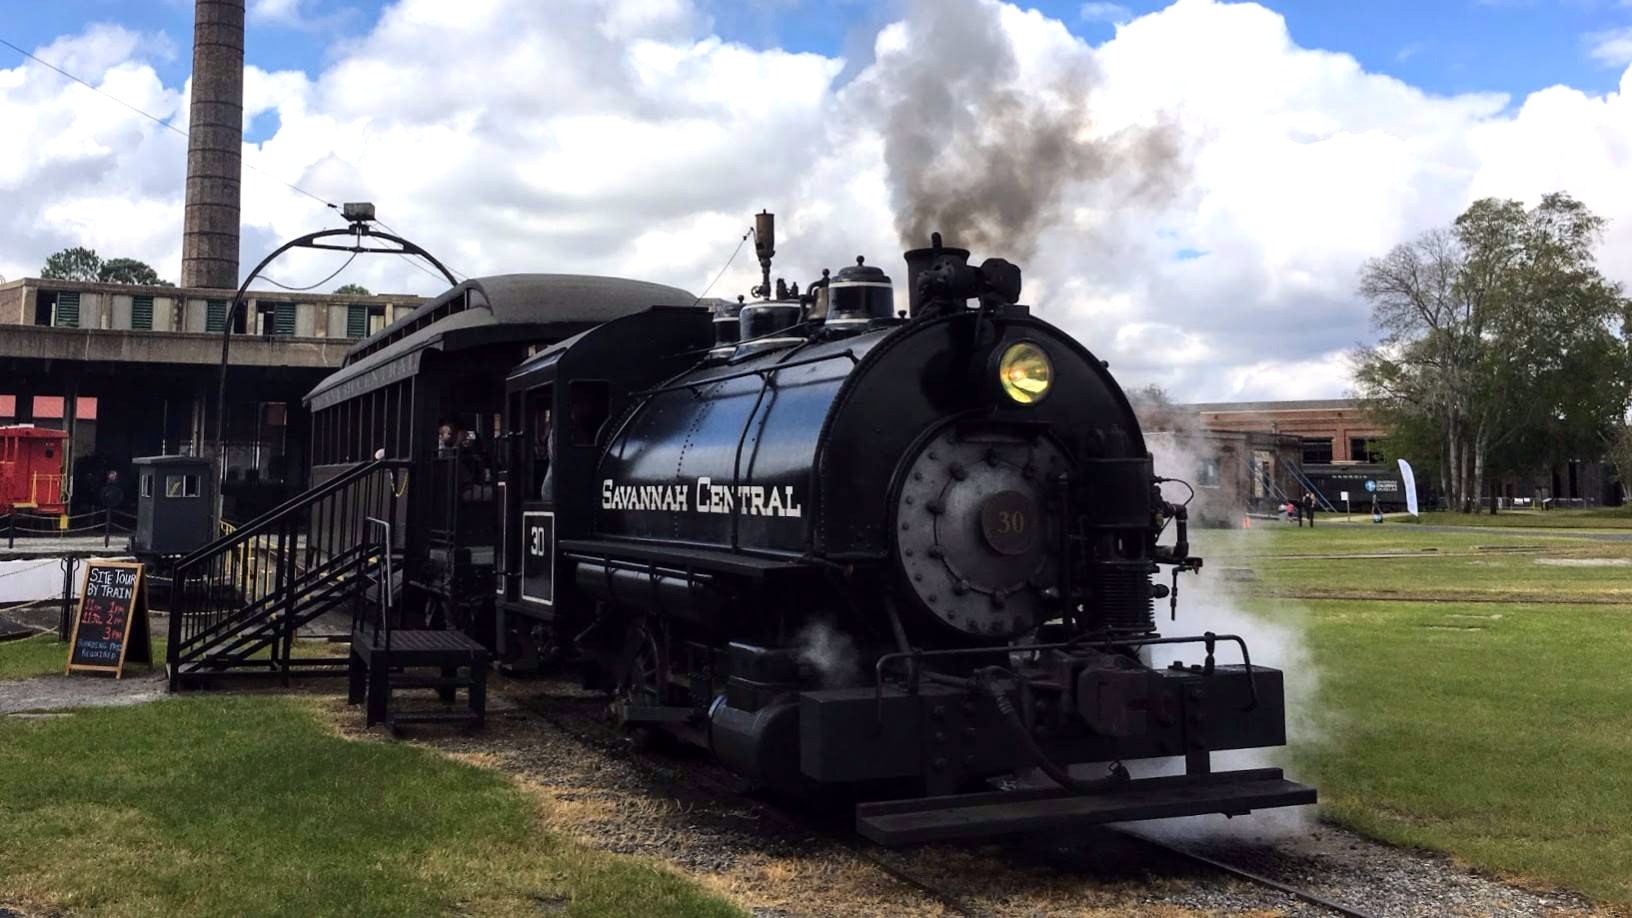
<box><xmin>306</xmin><ymin>212</ymin><xmax>1315</xmax><ymax>843</ymax></box>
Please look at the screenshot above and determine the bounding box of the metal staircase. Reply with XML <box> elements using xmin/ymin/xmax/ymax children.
<box><xmin>167</xmin><ymin>459</ymin><xmax>409</xmax><ymax>690</ymax></box>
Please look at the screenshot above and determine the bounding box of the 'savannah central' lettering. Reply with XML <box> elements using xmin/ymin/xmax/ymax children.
<box><xmin>600</xmin><ymin>477</ymin><xmax>803</xmax><ymax>518</ymax></box>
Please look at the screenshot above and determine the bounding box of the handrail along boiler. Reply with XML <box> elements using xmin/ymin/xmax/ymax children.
<box><xmin>313</xmin><ymin>215</ymin><xmax>1315</xmax><ymax>842</ymax></box>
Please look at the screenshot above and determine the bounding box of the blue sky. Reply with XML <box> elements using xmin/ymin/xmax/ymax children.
<box><xmin>6</xmin><ymin>0</ymin><xmax>1631</xmax><ymax>107</ymax></box>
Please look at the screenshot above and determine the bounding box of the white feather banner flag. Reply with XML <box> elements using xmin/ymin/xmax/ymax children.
<box><xmin>1398</xmin><ymin>458</ymin><xmax>1420</xmax><ymax>517</ymax></box>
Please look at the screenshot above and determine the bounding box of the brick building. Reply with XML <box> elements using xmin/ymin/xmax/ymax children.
<box><xmin>1146</xmin><ymin>428</ymin><xmax>1303</xmax><ymax>527</ymax></box>
<box><xmin>1188</xmin><ymin>399</ymin><xmax>1387</xmax><ymax>466</ymax></box>
<box><xmin>1183</xmin><ymin>397</ymin><xmax>1616</xmax><ymax>508</ymax></box>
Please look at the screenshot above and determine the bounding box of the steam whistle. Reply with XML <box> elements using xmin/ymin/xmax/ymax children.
<box><xmin>752</xmin><ymin>210</ymin><xmax>776</xmax><ymax>300</ymax></box>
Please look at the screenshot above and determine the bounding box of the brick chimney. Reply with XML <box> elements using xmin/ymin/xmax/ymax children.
<box><xmin>180</xmin><ymin>0</ymin><xmax>245</xmax><ymax>290</ymax></box>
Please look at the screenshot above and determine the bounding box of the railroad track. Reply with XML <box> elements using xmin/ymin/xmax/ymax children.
<box><xmin>1121</xmin><ymin>833</ymin><xmax>1380</xmax><ymax>918</ymax></box>
<box><xmin>500</xmin><ymin>678</ymin><xmax>1375</xmax><ymax>918</ymax></box>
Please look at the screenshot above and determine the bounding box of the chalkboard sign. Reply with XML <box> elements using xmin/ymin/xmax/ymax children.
<box><xmin>66</xmin><ymin>560</ymin><xmax>152</xmax><ymax>678</ymax></box>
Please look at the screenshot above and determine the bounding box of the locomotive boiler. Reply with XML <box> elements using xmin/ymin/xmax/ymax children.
<box><xmin>491</xmin><ymin>218</ymin><xmax>1315</xmax><ymax>843</ymax></box>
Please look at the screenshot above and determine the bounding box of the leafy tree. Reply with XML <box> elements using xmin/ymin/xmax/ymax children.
<box><xmin>1354</xmin><ymin>192</ymin><xmax>1631</xmax><ymax>512</ymax></box>
<box><xmin>40</xmin><ymin>248</ymin><xmax>172</xmax><ymax>286</ymax></box>
<box><xmin>1127</xmin><ymin>383</ymin><xmax>1186</xmax><ymax>432</ymax></box>
<box><xmin>334</xmin><ymin>283</ymin><xmax>372</xmax><ymax>296</ymax></box>
<box><xmin>97</xmin><ymin>257</ymin><xmax>170</xmax><ymax>286</ymax></box>
<box><xmin>40</xmin><ymin>246</ymin><xmax>102</xmax><ymax>281</ymax></box>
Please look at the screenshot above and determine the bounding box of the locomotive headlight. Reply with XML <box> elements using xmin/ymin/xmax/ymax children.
<box><xmin>997</xmin><ymin>341</ymin><xmax>1053</xmax><ymax>404</ymax></box>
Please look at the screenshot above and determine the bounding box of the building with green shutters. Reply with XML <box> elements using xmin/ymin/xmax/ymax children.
<box><xmin>0</xmin><ymin>276</ymin><xmax>426</xmax><ymax>517</ymax></box>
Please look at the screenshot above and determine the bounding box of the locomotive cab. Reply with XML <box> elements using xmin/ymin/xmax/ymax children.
<box><xmin>496</xmin><ymin>307</ymin><xmax>714</xmax><ymax>667</ymax></box>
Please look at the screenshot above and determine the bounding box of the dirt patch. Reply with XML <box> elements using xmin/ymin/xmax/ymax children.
<box><xmin>0</xmin><ymin>671</ymin><xmax>168</xmax><ymax>715</ymax></box>
<box><xmin>1534</xmin><ymin>558</ymin><xmax>1632</xmax><ymax>567</ymax></box>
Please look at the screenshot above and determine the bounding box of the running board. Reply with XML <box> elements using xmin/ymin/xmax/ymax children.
<box><xmin>856</xmin><ymin>767</ymin><xmax>1316</xmax><ymax>846</ymax></box>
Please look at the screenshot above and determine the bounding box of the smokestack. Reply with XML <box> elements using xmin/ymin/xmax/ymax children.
<box><xmin>181</xmin><ymin>0</ymin><xmax>245</xmax><ymax>290</ymax></box>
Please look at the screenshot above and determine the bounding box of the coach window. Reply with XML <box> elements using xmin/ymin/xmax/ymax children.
<box><xmin>567</xmin><ymin>381</ymin><xmax>611</xmax><ymax>447</ymax></box>
<box><xmin>527</xmin><ymin>386</ymin><xmax>554</xmax><ymax>500</ymax></box>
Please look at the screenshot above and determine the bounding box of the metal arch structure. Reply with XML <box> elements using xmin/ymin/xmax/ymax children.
<box><xmin>212</xmin><ymin>219</ymin><xmax>458</xmax><ymax>520</ymax></box>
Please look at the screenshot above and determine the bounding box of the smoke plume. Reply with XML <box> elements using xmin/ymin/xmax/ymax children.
<box><xmin>795</xmin><ymin>619</ymin><xmax>860</xmax><ymax>688</ymax></box>
<box><xmin>868</xmin><ymin>0</ymin><xmax>1182</xmax><ymax>260</ymax></box>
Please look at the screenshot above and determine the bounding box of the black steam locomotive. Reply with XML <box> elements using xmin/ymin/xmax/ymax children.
<box><xmin>304</xmin><ymin>214</ymin><xmax>1313</xmax><ymax>843</ymax></box>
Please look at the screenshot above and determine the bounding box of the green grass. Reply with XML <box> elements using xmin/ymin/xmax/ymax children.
<box><xmin>0</xmin><ymin>632</ymin><xmax>80</xmax><ymax>680</ymax></box>
<box><xmin>1413</xmin><ymin>507</ymin><xmax>1632</xmax><ymax>529</ymax></box>
<box><xmin>1212</xmin><ymin>526</ymin><xmax>1632</xmax><ymax>905</ymax></box>
<box><xmin>0</xmin><ymin>633</ymin><xmax>351</xmax><ymax>682</ymax></box>
<box><xmin>0</xmin><ymin>695</ymin><xmax>741</xmax><ymax>918</ymax></box>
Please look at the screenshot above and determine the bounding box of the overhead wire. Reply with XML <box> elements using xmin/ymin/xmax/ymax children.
<box><xmin>259</xmin><ymin>251</ymin><xmax>360</xmax><ymax>291</ymax></box>
<box><xmin>374</xmin><ymin>219</ymin><xmax>467</xmax><ymax>284</ymax></box>
<box><xmin>693</xmin><ymin>226</ymin><xmax>755</xmax><ymax>306</ymax></box>
<box><xmin>3</xmin><ymin>34</ymin><xmax>470</xmax><ymax>292</ymax></box>
<box><xmin>0</xmin><ymin>36</ymin><xmax>344</xmax><ymax>215</ymax></box>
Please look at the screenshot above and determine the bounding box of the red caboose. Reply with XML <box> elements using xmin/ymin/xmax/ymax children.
<box><xmin>0</xmin><ymin>425</ymin><xmax>68</xmax><ymax>514</ymax></box>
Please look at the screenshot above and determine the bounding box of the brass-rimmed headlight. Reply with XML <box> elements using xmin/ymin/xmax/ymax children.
<box><xmin>997</xmin><ymin>341</ymin><xmax>1053</xmax><ymax>404</ymax></box>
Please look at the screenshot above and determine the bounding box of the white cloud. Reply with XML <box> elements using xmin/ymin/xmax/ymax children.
<box><xmin>249</xmin><ymin>0</ymin><xmax>304</xmax><ymax>23</ymax></box>
<box><xmin>3</xmin><ymin>0</ymin><xmax>1632</xmax><ymax>404</ymax></box>
<box><xmin>1080</xmin><ymin>2</ymin><xmax>1133</xmax><ymax>23</ymax></box>
<box><xmin>1586</xmin><ymin>25</ymin><xmax>1632</xmax><ymax>66</ymax></box>
<box><xmin>249</xmin><ymin>0</ymin><xmax>358</xmax><ymax>31</ymax></box>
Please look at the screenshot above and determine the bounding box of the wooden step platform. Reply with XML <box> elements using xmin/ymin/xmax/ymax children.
<box><xmin>349</xmin><ymin>627</ymin><xmax>490</xmax><ymax>733</ymax></box>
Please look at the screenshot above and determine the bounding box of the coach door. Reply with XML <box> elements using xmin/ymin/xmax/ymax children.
<box><xmin>519</xmin><ymin>383</ymin><xmax>555</xmax><ymax>610</ymax></box>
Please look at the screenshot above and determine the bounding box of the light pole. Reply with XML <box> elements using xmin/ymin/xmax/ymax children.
<box><xmin>212</xmin><ymin>204</ymin><xmax>457</xmax><ymax>523</ymax></box>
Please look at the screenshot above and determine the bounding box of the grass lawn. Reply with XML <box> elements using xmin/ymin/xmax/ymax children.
<box><xmin>0</xmin><ymin>633</ymin><xmax>352</xmax><ymax>682</ymax></box>
<box><xmin>1200</xmin><ymin>526</ymin><xmax>1632</xmax><ymax>905</ymax></box>
<box><xmin>0</xmin><ymin>633</ymin><xmax>82</xmax><ymax>680</ymax></box>
<box><xmin>0</xmin><ymin>695</ymin><xmax>740</xmax><ymax>918</ymax></box>
<box><xmin>1412</xmin><ymin>507</ymin><xmax>1632</xmax><ymax>529</ymax></box>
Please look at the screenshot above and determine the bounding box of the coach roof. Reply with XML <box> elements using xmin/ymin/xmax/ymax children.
<box><xmin>304</xmin><ymin>273</ymin><xmax>694</xmax><ymax>410</ymax></box>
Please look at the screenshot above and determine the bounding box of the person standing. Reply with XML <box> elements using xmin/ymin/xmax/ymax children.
<box><xmin>1302</xmin><ymin>491</ymin><xmax>1317</xmax><ymax>528</ymax></box>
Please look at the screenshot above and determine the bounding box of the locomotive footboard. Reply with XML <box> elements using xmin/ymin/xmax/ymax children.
<box><xmin>856</xmin><ymin>768</ymin><xmax>1316</xmax><ymax>845</ymax></box>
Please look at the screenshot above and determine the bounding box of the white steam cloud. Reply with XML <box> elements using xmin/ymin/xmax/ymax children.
<box><xmin>795</xmin><ymin>619</ymin><xmax>861</xmax><ymax>688</ymax></box>
<box><xmin>1120</xmin><ymin>436</ymin><xmax>1328</xmax><ymax>842</ymax></box>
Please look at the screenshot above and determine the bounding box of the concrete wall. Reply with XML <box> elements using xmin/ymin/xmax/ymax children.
<box><xmin>0</xmin><ymin>323</ymin><xmax>352</xmax><ymax>368</ymax></box>
<box><xmin>0</xmin><ymin>284</ymin><xmax>22</xmax><ymax>324</ymax></box>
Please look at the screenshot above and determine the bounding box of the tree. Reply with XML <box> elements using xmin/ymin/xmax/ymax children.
<box><xmin>40</xmin><ymin>248</ymin><xmax>172</xmax><ymax>285</ymax></box>
<box><xmin>40</xmin><ymin>247</ymin><xmax>102</xmax><ymax>281</ymax></box>
<box><xmin>97</xmin><ymin>257</ymin><xmax>170</xmax><ymax>286</ymax></box>
<box><xmin>1127</xmin><ymin>384</ymin><xmax>1186</xmax><ymax>432</ymax></box>
<box><xmin>1354</xmin><ymin>192</ymin><xmax>1631</xmax><ymax>512</ymax></box>
<box><xmin>334</xmin><ymin>283</ymin><xmax>372</xmax><ymax>296</ymax></box>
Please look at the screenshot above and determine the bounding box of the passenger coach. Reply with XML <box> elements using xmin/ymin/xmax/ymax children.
<box><xmin>302</xmin><ymin>274</ymin><xmax>693</xmax><ymax>645</ymax></box>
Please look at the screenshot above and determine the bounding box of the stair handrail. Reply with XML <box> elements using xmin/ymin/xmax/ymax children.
<box><xmin>175</xmin><ymin>459</ymin><xmax>404</xmax><ymax>572</ymax></box>
<box><xmin>366</xmin><ymin>516</ymin><xmax>394</xmax><ymax>654</ymax></box>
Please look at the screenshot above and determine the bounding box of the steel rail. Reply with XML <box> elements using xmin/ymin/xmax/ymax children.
<box><xmin>1124</xmin><ymin>832</ymin><xmax>1381</xmax><ymax>918</ymax></box>
<box><xmin>507</xmin><ymin>687</ymin><xmax>986</xmax><ymax>917</ymax></box>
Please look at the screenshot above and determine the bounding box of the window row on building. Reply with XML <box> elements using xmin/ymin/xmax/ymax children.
<box><xmin>3</xmin><ymin>283</ymin><xmax>422</xmax><ymax>339</ymax></box>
